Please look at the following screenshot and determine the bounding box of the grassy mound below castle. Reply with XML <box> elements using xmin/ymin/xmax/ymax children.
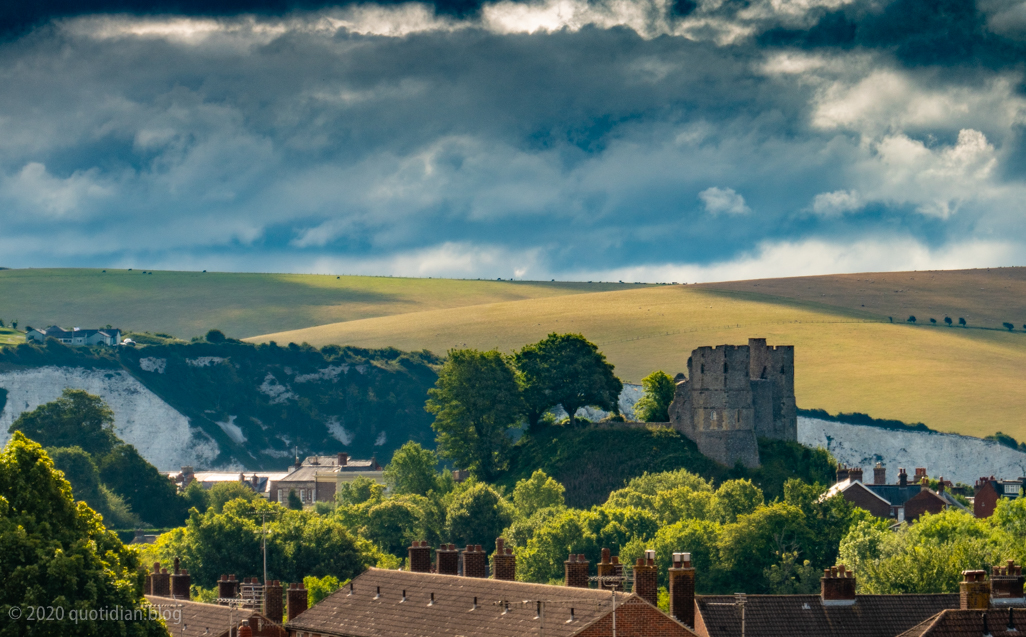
<box><xmin>497</xmin><ymin>425</ymin><xmax>836</xmax><ymax>508</ymax></box>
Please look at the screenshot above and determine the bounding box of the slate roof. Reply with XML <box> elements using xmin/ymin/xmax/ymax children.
<box><xmin>285</xmin><ymin>568</ymin><xmax>632</xmax><ymax>637</ymax></box>
<box><xmin>897</xmin><ymin>608</ymin><xmax>1026</xmax><ymax>637</ymax></box>
<box><xmin>694</xmin><ymin>594</ymin><xmax>959</xmax><ymax>637</ymax></box>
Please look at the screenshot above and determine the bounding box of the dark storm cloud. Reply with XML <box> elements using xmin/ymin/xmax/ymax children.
<box><xmin>0</xmin><ymin>0</ymin><xmax>1024</xmax><ymax>280</ymax></box>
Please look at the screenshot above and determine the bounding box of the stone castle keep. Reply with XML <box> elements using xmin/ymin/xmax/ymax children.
<box><xmin>667</xmin><ymin>338</ymin><xmax>797</xmax><ymax>467</ymax></box>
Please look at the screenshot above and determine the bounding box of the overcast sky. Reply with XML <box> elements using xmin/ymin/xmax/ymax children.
<box><xmin>1</xmin><ymin>0</ymin><xmax>1025</xmax><ymax>281</ymax></box>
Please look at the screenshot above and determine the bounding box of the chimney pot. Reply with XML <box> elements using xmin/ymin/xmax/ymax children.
<box><xmin>668</xmin><ymin>548</ymin><xmax>696</xmax><ymax>627</ymax></box>
<box><xmin>492</xmin><ymin>539</ymin><xmax>516</xmax><ymax>581</ymax></box>
<box><xmin>961</xmin><ymin>570</ymin><xmax>991</xmax><ymax>610</ymax></box>
<box><xmin>564</xmin><ymin>554</ymin><xmax>589</xmax><ymax>588</ymax></box>
<box><xmin>821</xmin><ymin>564</ymin><xmax>857</xmax><ymax>606</ymax></box>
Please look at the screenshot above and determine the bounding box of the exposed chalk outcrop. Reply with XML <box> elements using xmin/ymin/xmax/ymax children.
<box><xmin>0</xmin><ymin>366</ymin><xmax>219</xmax><ymax>470</ymax></box>
<box><xmin>798</xmin><ymin>417</ymin><xmax>1026</xmax><ymax>485</ymax></box>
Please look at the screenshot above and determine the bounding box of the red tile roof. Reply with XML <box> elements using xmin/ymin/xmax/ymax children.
<box><xmin>898</xmin><ymin>608</ymin><xmax>1026</xmax><ymax>637</ymax></box>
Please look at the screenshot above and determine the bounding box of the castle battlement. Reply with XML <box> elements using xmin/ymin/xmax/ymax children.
<box><xmin>667</xmin><ymin>338</ymin><xmax>797</xmax><ymax>467</ymax></box>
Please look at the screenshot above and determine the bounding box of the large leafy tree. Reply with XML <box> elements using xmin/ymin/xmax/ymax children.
<box><xmin>512</xmin><ymin>469</ymin><xmax>565</xmax><ymax>519</ymax></box>
<box><xmin>384</xmin><ymin>442</ymin><xmax>441</xmax><ymax>497</ymax></box>
<box><xmin>9</xmin><ymin>389</ymin><xmax>118</xmax><ymax>456</ymax></box>
<box><xmin>97</xmin><ymin>444</ymin><xmax>187</xmax><ymax>527</ymax></box>
<box><xmin>514</xmin><ymin>333</ymin><xmax>622</xmax><ymax>428</ymax></box>
<box><xmin>633</xmin><ymin>370</ymin><xmax>676</xmax><ymax>422</ymax></box>
<box><xmin>443</xmin><ymin>482</ymin><xmax>513</xmax><ymax>554</ymax></box>
<box><xmin>0</xmin><ymin>432</ymin><xmax>167</xmax><ymax>637</ymax></box>
<box><xmin>426</xmin><ymin>349</ymin><xmax>524</xmax><ymax>480</ymax></box>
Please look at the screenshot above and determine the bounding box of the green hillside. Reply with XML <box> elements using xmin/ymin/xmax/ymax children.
<box><xmin>0</xmin><ymin>268</ymin><xmax>627</xmax><ymax>340</ymax></box>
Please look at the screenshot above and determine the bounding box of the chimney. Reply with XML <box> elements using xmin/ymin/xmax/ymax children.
<box><xmin>170</xmin><ymin>568</ymin><xmax>191</xmax><ymax>600</ymax></box>
<box><xmin>961</xmin><ymin>570</ymin><xmax>990</xmax><ymax>610</ymax></box>
<box><xmin>338</xmin><ymin>452</ymin><xmax>348</xmax><ymax>466</ymax></box>
<box><xmin>218</xmin><ymin>574</ymin><xmax>239</xmax><ymax>604</ymax></box>
<box><xmin>634</xmin><ymin>551</ymin><xmax>658</xmax><ymax>607</ymax></box>
<box><xmin>437</xmin><ymin>544</ymin><xmax>459</xmax><ymax>576</ymax></box>
<box><xmin>848</xmin><ymin>467</ymin><xmax>864</xmax><ymax>483</ymax></box>
<box><xmin>898</xmin><ymin>468</ymin><xmax>908</xmax><ymax>487</ymax></box>
<box><xmin>408</xmin><ymin>540</ymin><xmax>431</xmax><ymax>573</ymax></box>
<box><xmin>820</xmin><ymin>565</ymin><xmax>857</xmax><ymax>606</ymax></box>
<box><xmin>669</xmin><ymin>552</ymin><xmax>696</xmax><ymax>627</ymax></box>
<box><xmin>238</xmin><ymin>620</ymin><xmax>253</xmax><ymax>637</ymax></box>
<box><xmin>492</xmin><ymin>538</ymin><xmax>515</xmax><ymax>581</ymax></box>
<box><xmin>914</xmin><ymin>467</ymin><xmax>928</xmax><ymax>483</ymax></box>
<box><xmin>151</xmin><ymin>563</ymin><xmax>171</xmax><ymax>597</ymax></box>
<box><xmin>991</xmin><ymin>561</ymin><xmax>1025</xmax><ymax>606</ymax></box>
<box><xmin>836</xmin><ymin>465</ymin><xmax>849</xmax><ymax>483</ymax></box>
<box><xmin>597</xmin><ymin>548</ymin><xmax>617</xmax><ymax>589</ymax></box>
<box><xmin>287</xmin><ymin>582</ymin><xmax>309</xmax><ymax>620</ymax></box>
<box><xmin>464</xmin><ymin>545</ymin><xmax>487</xmax><ymax>578</ymax></box>
<box><xmin>264</xmin><ymin>580</ymin><xmax>284</xmax><ymax>623</ymax></box>
<box><xmin>565</xmin><ymin>554</ymin><xmax>590</xmax><ymax>588</ymax></box>
<box><xmin>874</xmin><ymin>463</ymin><xmax>886</xmax><ymax>485</ymax></box>
<box><xmin>937</xmin><ymin>477</ymin><xmax>945</xmax><ymax>493</ymax></box>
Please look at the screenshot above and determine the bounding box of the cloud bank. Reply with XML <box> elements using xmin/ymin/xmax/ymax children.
<box><xmin>0</xmin><ymin>0</ymin><xmax>1025</xmax><ymax>281</ymax></box>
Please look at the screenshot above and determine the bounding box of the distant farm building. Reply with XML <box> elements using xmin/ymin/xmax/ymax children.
<box><xmin>26</xmin><ymin>325</ymin><xmax>122</xmax><ymax>346</ymax></box>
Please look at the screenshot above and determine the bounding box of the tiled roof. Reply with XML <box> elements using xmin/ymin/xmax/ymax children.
<box><xmin>695</xmin><ymin>594</ymin><xmax>958</xmax><ymax>637</ymax></box>
<box><xmin>145</xmin><ymin>595</ymin><xmax>261</xmax><ymax>637</ymax></box>
<box><xmin>286</xmin><ymin>568</ymin><xmax>632</xmax><ymax>637</ymax></box>
<box><xmin>898</xmin><ymin>608</ymin><xmax>1026</xmax><ymax>637</ymax></box>
<box><xmin>864</xmin><ymin>484</ymin><xmax>925</xmax><ymax>506</ymax></box>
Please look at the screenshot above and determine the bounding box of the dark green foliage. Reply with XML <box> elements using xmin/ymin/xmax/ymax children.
<box><xmin>0</xmin><ymin>387</ymin><xmax>6</xmax><ymax>414</ymax></box>
<box><xmin>634</xmin><ymin>370</ymin><xmax>676</xmax><ymax>422</ymax></box>
<box><xmin>97</xmin><ymin>444</ymin><xmax>188</xmax><ymax>527</ymax></box>
<box><xmin>426</xmin><ymin>349</ymin><xmax>524</xmax><ymax>480</ymax></box>
<box><xmin>9</xmin><ymin>389</ymin><xmax>118</xmax><ymax>456</ymax></box>
<box><xmin>288</xmin><ymin>489</ymin><xmax>303</xmax><ymax>511</ymax></box>
<box><xmin>182</xmin><ymin>481</ymin><xmax>210</xmax><ymax>512</ymax></box>
<box><xmin>497</xmin><ymin>426</ymin><xmax>834</xmax><ymax>508</ymax></box>
<box><xmin>985</xmin><ymin>431</ymin><xmax>1026</xmax><ymax>453</ymax></box>
<box><xmin>513</xmin><ymin>333</ymin><xmax>622</xmax><ymax>428</ymax></box>
<box><xmin>205</xmin><ymin>329</ymin><xmax>227</xmax><ymax>343</ymax></box>
<box><xmin>207</xmin><ymin>481</ymin><xmax>258</xmax><ymax>513</ymax></box>
<box><xmin>907</xmin><ymin>315</ymin><xmax>916</xmax><ymax>323</ymax></box>
<box><xmin>47</xmin><ymin>446</ymin><xmax>106</xmax><ymax>515</ymax></box>
<box><xmin>959</xmin><ymin>317</ymin><xmax>967</xmax><ymax>326</ymax></box>
<box><xmin>944</xmin><ymin>317</ymin><xmax>952</xmax><ymax>326</ymax></box>
<box><xmin>1004</xmin><ymin>322</ymin><xmax>1015</xmax><ymax>331</ymax></box>
<box><xmin>798</xmin><ymin>408</ymin><xmax>932</xmax><ymax>432</ymax></box>
<box><xmin>383</xmin><ymin>442</ymin><xmax>443</xmax><ymax>496</ymax></box>
<box><xmin>444</xmin><ymin>483</ymin><xmax>513</xmax><ymax>554</ymax></box>
<box><xmin>0</xmin><ymin>433</ymin><xmax>166</xmax><ymax>637</ymax></box>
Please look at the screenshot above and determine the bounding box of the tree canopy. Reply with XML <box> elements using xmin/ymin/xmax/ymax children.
<box><xmin>513</xmin><ymin>333</ymin><xmax>622</xmax><ymax>428</ymax></box>
<box><xmin>426</xmin><ymin>349</ymin><xmax>524</xmax><ymax>480</ymax></box>
<box><xmin>634</xmin><ymin>370</ymin><xmax>676</xmax><ymax>422</ymax></box>
<box><xmin>9</xmin><ymin>389</ymin><xmax>118</xmax><ymax>456</ymax></box>
<box><xmin>384</xmin><ymin>442</ymin><xmax>442</xmax><ymax>497</ymax></box>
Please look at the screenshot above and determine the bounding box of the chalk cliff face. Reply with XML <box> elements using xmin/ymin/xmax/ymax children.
<box><xmin>0</xmin><ymin>366</ymin><xmax>219</xmax><ymax>470</ymax></box>
<box><xmin>798</xmin><ymin>417</ymin><xmax>1026</xmax><ymax>486</ymax></box>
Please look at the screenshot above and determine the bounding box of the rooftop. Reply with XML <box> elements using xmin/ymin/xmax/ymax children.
<box><xmin>898</xmin><ymin>608</ymin><xmax>1026</xmax><ymax>637</ymax></box>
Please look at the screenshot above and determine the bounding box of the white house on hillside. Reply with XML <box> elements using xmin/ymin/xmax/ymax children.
<box><xmin>26</xmin><ymin>325</ymin><xmax>122</xmax><ymax>346</ymax></box>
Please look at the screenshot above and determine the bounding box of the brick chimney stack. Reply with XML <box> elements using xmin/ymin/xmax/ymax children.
<box><xmin>238</xmin><ymin>620</ymin><xmax>253</xmax><ymax>637</ymax></box>
<box><xmin>836</xmin><ymin>466</ymin><xmax>849</xmax><ymax>483</ymax></box>
<box><xmin>821</xmin><ymin>565</ymin><xmax>856</xmax><ymax>606</ymax></box>
<box><xmin>634</xmin><ymin>551</ymin><xmax>659</xmax><ymax>608</ymax></box>
<box><xmin>151</xmin><ymin>563</ymin><xmax>171</xmax><ymax>597</ymax></box>
<box><xmin>264</xmin><ymin>580</ymin><xmax>283</xmax><ymax>623</ymax></box>
<box><xmin>218</xmin><ymin>574</ymin><xmax>239</xmax><ymax>604</ymax></box>
<box><xmin>848</xmin><ymin>467</ymin><xmax>864</xmax><ymax>483</ymax></box>
<box><xmin>898</xmin><ymin>468</ymin><xmax>908</xmax><ymax>487</ymax></box>
<box><xmin>463</xmin><ymin>545</ymin><xmax>487</xmax><ymax>578</ymax></box>
<box><xmin>961</xmin><ymin>570</ymin><xmax>990</xmax><ymax>610</ymax></box>
<box><xmin>669</xmin><ymin>552</ymin><xmax>696</xmax><ymax>627</ymax></box>
<box><xmin>991</xmin><ymin>561</ymin><xmax>1024</xmax><ymax>606</ymax></box>
<box><xmin>565</xmin><ymin>554</ymin><xmax>590</xmax><ymax>588</ymax></box>
<box><xmin>436</xmin><ymin>544</ymin><xmax>459</xmax><ymax>576</ymax></box>
<box><xmin>492</xmin><ymin>538</ymin><xmax>515</xmax><ymax>581</ymax></box>
<box><xmin>408</xmin><ymin>541</ymin><xmax>431</xmax><ymax>573</ymax></box>
<box><xmin>914</xmin><ymin>467</ymin><xmax>928</xmax><ymax>483</ymax></box>
<box><xmin>170</xmin><ymin>569</ymin><xmax>191</xmax><ymax>600</ymax></box>
<box><xmin>287</xmin><ymin>582</ymin><xmax>309</xmax><ymax>620</ymax></box>
<box><xmin>597</xmin><ymin>548</ymin><xmax>617</xmax><ymax>589</ymax></box>
<box><xmin>874</xmin><ymin>463</ymin><xmax>886</xmax><ymax>485</ymax></box>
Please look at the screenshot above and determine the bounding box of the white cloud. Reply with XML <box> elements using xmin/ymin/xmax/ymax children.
<box><xmin>810</xmin><ymin>190</ymin><xmax>863</xmax><ymax>216</ymax></box>
<box><xmin>1</xmin><ymin>163</ymin><xmax>112</xmax><ymax>217</ymax></box>
<box><xmin>699</xmin><ymin>187</ymin><xmax>751</xmax><ymax>215</ymax></box>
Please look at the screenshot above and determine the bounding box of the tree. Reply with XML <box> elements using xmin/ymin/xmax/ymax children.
<box><xmin>764</xmin><ymin>551</ymin><xmax>820</xmax><ymax>594</ymax></box>
<box><xmin>907</xmin><ymin>316</ymin><xmax>916</xmax><ymax>323</ymax></box>
<box><xmin>716</xmin><ymin>503</ymin><xmax>812</xmax><ymax>593</ymax></box>
<box><xmin>426</xmin><ymin>349</ymin><xmax>524</xmax><ymax>480</ymax></box>
<box><xmin>0</xmin><ymin>432</ymin><xmax>165</xmax><ymax>637</ymax></box>
<box><xmin>205</xmin><ymin>329</ymin><xmax>227</xmax><ymax>343</ymax></box>
<box><xmin>208</xmin><ymin>481</ymin><xmax>258</xmax><ymax>513</ymax></box>
<box><xmin>944</xmin><ymin>317</ymin><xmax>952</xmax><ymax>326</ymax></box>
<box><xmin>288</xmin><ymin>489</ymin><xmax>304</xmax><ymax>510</ymax></box>
<box><xmin>512</xmin><ymin>469</ymin><xmax>565</xmax><ymax>518</ymax></box>
<box><xmin>929</xmin><ymin>318</ymin><xmax>937</xmax><ymax>325</ymax></box>
<box><xmin>634</xmin><ymin>371</ymin><xmax>676</xmax><ymax>422</ymax></box>
<box><xmin>182</xmin><ymin>480</ymin><xmax>210</xmax><ymax>512</ymax></box>
<box><xmin>513</xmin><ymin>333</ymin><xmax>622</xmax><ymax>428</ymax></box>
<box><xmin>444</xmin><ymin>482</ymin><xmax>513</xmax><ymax>553</ymax></box>
<box><xmin>304</xmin><ymin>575</ymin><xmax>342</xmax><ymax>606</ymax></box>
<box><xmin>364</xmin><ymin>495</ymin><xmax>429</xmax><ymax>555</ymax></box>
<box><xmin>337</xmin><ymin>476</ymin><xmax>385</xmax><ymax>506</ymax></box>
<box><xmin>48</xmin><ymin>446</ymin><xmax>140</xmax><ymax>528</ymax></box>
<box><xmin>711</xmin><ymin>479</ymin><xmax>764</xmax><ymax>524</ymax></box>
<box><xmin>97</xmin><ymin>444</ymin><xmax>188</xmax><ymax>527</ymax></box>
<box><xmin>959</xmin><ymin>317</ymin><xmax>966</xmax><ymax>326</ymax></box>
<box><xmin>9</xmin><ymin>389</ymin><xmax>118</xmax><ymax>456</ymax></box>
<box><xmin>1004</xmin><ymin>322</ymin><xmax>1015</xmax><ymax>332</ymax></box>
<box><xmin>384</xmin><ymin>442</ymin><xmax>441</xmax><ymax>497</ymax></box>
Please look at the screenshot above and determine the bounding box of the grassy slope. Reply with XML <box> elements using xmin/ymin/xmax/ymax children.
<box><xmin>700</xmin><ymin>267</ymin><xmax>1026</xmax><ymax>331</ymax></box>
<box><xmin>0</xmin><ymin>328</ymin><xmax>23</xmax><ymax>347</ymax></box>
<box><xmin>0</xmin><ymin>269</ymin><xmax>626</xmax><ymax>340</ymax></box>
<box><xmin>498</xmin><ymin>426</ymin><xmax>836</xmax><ymax>508</ymax></box>
<box><xmin>251</xmin><ymin>285</ymin><xmax>1026</xmax><ymax>441</ymax></box>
